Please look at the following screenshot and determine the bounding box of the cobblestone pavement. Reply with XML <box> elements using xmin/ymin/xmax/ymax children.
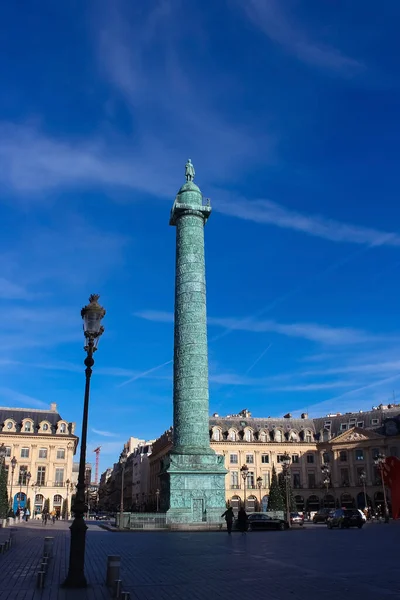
<box><xmin>0</xmin><ymin>520</ymin><xmax>398</xmax><ymax>599</ymax></box>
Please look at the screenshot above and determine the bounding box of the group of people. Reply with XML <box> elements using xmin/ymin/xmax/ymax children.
<box><xmin>14</xmin><ymin>507</ymin><xmax>30</xmax><ymax>522</ymax></box>
<box><xmin>221</xmin><ymin>506</ymin><xmax>248</xmax><ymax>534</ymax></box>
<box><xmin>41</xmin><ymin>509</ymin><xmax>59</xmax><ymax>524</ymax></box>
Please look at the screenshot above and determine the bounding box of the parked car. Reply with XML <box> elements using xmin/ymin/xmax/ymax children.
<box><xmin>236</xmin><ymin>513</ymin><xmax>287</xmax><ymax>531</ymax></box>
<box><xmin>290</xmin><ymin>512</ymin><xmax>304</xmax><ymax>526</ymax></box>
<box><xmin>313</xmin><ymin>508</ymin><xmax>334</xmax><ymax>524</ymax></box>
<box><xmin>327</xmin><ymin>508</ymin><xmax>364</xmax><ymax>529</ymax></box>
<box><xmin>357</xmin><ymin>509</ymin><xmax>367</xmax><ymax>522</ymax></box>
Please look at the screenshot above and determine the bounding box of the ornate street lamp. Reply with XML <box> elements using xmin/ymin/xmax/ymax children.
<box><xmin>359</xmin><ymin>470</ymin><xmax>368</xmax><ymax>512</ymax></box>
<box><xmin>256</xmin><ymin>476</ymin><xmax>263</xmax><ymax>512</ymax></box>
<box><xmin>156</xmin><ymin>489</ymin><xmax>160</xmax><ymax>513</ymax></box>
<box><xmin>65</xmin><ymin>479</ymin><xmax>71</xmax><ymax>520</ymax></box>
<box><xmin>281</xmin><ymin>452</ymin><xmax>291</xmax><ymax>528</ymax></box>
<box><xmin>25</xmin><ymin>471</ymin><xmax>31</xmax><ymax>512</ymax></box>
<box><xmin>321</xmin><ymin>464</ymin><xmax>331</xmax><ymax>508</ymax></box>
<box><xmin>9</xmin><ymin>456</ymin><xmax>17</xmax><ymax>515</ymax></box>
<box><xmin>119</xmin><ymin>449</ymin><xmax>128</xmax><ymax>530</ymax></box>
<box><xmin>374</xmin><ymin>453</ymin><xmax>389</xmax><ymax>523</ymax></box>
<box><xmin>63</xmin><ymin>294</ymin><xmax>105</xmax><ymax>588</ymax></box>
<box><xmin>240</xmin><ymin>464</ymin><xmax>249</xmax><ymax>510</ymax></box>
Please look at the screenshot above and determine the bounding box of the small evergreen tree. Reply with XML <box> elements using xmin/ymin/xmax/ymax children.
<box><xmin>278</xmin><ymin>472</ymin><xmax>297</xmax><ymax>512</ymax></box>
<box><xmin>44</xmin><ymin>498</ymin><xmax>50</xmax><ymax>513</ymax></box>
<box><xmin>61</xmin><ymin>499</ymin><xmax>68</xmax><ymax>519</ymax></box>
<box><xmin>0</xmin><ymin>467</ymin><xmax>9</xmax><ymax>519</ymax></box>
<box><xmin>268</xmin><ymin>464</ymin><xmax>285</xmax><ymax>511</ymax></box>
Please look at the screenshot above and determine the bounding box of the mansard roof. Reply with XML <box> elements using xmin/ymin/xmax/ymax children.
<box><xmin>0</xmin><ymin>406</ymin><xmax>76</xmax><ymax>437</ymax></box>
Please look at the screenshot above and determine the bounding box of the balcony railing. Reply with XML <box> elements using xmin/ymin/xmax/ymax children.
<box><xmin>230</xmin><ymin>485</ymin><xmax>240</xmax><ymax>489</ymax></box>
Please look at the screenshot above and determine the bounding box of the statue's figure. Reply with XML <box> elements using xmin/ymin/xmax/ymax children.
<box><xmin>185</xmin><ymin>159</ymin><xmax>195</xmax><ymax>182</ymax></box>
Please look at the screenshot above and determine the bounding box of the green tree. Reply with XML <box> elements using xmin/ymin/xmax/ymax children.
<box><xmin>44</xmin><ymin>498</ymin><xmax>50</xmax><ymax>513</ymax></box>
<box><xmin>278</xmin><ymin>472</ymin><xmax>297</xmax><ymax>512</ymax></box>
<box><xmin>0</xmin><ymin>467</ymin><xmax>9</xmax><ymax>519</ymax></box>
<box><xmin>61</xmin><ymin>499</ymin><xmax>68</xmax><ymax>519</ymax></box>
<box><xmin>268</xmin><ymin>465</ymin><xmax>285</xmax><ymax>511</ymax></box>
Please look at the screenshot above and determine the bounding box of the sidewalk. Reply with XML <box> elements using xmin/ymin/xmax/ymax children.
<box><xmin>0</xmin><ymin>521</ymin><xmax>109</xmax><ymax>600</ymax></box>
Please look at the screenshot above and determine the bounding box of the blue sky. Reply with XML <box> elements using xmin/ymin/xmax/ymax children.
<box><xmin>1</xmin><ymin>0</ymin><xmax>400</xmax><ymax>472</ymax></box>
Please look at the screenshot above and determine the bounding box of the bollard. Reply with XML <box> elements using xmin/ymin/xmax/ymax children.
<box><xmin>106</xmin><ymin>555</ymin><xmax>121</xmax><ymax>587</ymax></box>
<box><xmin>4</xmin><ymin>540</ymin><xmax>9</xmax><ymax>551</ymax></box>
<box><xmin>36</xmin><ymin>571</ymin><xmax>45</xmax><ymax>589</ymax></box>
<box><xmin>8</xmin><ymin>537</ymin><xmax>12</xmax><ymax>549</ymax></box>
<box><xmin>114</xmin><ymin>579</ymin><xmax>122</xmax><ymax>598</ymax></box>
<box><xmin>41</xmin><ymin>560</ymin><xmax>48</xmax><ymax>572</ymax></box>
<box><xmin>43</xmin><ymin>537</ymin><xmax>54</xmax><ymax>558</ymax></box>
<box><xmin>0</xmin><ymin>544</ymin><xmax>5</xmax><ymax>554</ymax></box>
<box><xmin>121</xmin><ymin>593</ymin><xmax>130</xmax><ymax>600</ymax></box>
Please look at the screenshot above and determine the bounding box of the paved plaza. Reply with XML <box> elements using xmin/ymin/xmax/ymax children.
<box><xmin>0</xmin><ymin>520</ymin><xmax>398</xmax><ymax>599</ymax></box>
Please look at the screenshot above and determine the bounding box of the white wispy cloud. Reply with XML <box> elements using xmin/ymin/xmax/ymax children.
<box><xmin>0</xmin><ymin>278</ymin><xmax>29</xmax><ymax>300</ymax></box>
<box><xmin>134</xmin><ymin>309</ymin><xmax>389</xmax><ymax>345</ymax></box>
<box><xmin>0</xmin><ymin>388</ymin><xmax>48</xmax><ymax>409</ymax></box>
<box><xmin>271</xmin><ymin>381</ymin><xmax>357</xmax><ymax>392</ymax></box>
<box><xmin>239</xmin><ymin>0</ymin><xmax>363</xmax><ymax>75</ymax></box>
<box><xmin>91</xmin><ymin>428</ymin><xmax>117</xmax><ymax>438</ymax></box>
<box><xmin>216</xmin><ymin>198</ymin><xmax>400</xmax><ymax>247</ymax></box>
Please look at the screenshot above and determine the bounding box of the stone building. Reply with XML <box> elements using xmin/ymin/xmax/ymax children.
<box><xmin>98</xmin><ymin>438</ymin><xmax>154</xmax><ymax>512</ymax></box>
<box><xmin>0</xmin><ymin>403</ymin><xmax>78</xmax><ymax>515</ymax></box>
<box><xmin>148</xmin><ymin>406</ymin><xmax>400</xmax><ymax>514</ymax></box>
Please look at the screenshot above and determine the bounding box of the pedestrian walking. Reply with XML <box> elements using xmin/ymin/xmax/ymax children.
<box><xmin>25</xmin><ymin>508</ymin><xmax>30</xmax><ymax>522</ymax></box>
<box><xmin>221</xmin><ymin>506</ymin><xmax>234</xmax><ymax>534</ymax></box>
<box><xmin>237</xmin><ymin>507</ymin><xmax>248</xmax><ymax>535</ymax></box>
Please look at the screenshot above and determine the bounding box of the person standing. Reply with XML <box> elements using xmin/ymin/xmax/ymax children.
<box><xmin>237</xmin><ymin>507</ymin><xmax>248</xmax><ymax>535</ymax></box>
<box><xmin>221</xmin><ymin>507</ymin><xmax>234</xmax><ymax>534</ymax></box>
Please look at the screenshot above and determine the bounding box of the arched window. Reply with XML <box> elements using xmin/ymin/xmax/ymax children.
<box><xmin>289</xmin><ymin>430</ymin><xmax>299</xmax><ymax>442</ymax></box>
<box><xmin>231</xmin><ymin>495</ymin><xmax>241</xmax><ymax>512</ymax></box>
<box><xmin>259</xmin><ymin>431</ymin><xmax>268</xmax><ymax>443</ymax></box>
<box><xmin>246</xmin><ymin>495</ymin><xmax>257</xmax><ymax>512</ymax></box>
<box><xmin>53</xmin><ymin>494</ymin><xmax>63</xmax><ymax>506</ymax></box>
<box><xmin>305</xmin><ymin>430</ymin><xmax>313</xmax><ymax>443</ymax></box>
<box><xmin>213</xmin><ymin>428</ymin><xmax>221</xmax><ymax>441</ymax></box>
<box><xmin>322</xmin><ymin>429</ymin><xmax>330</xmax><ymax>442</ymax></box>
<box><xmin>59</xmin><ymin>423</ymin><xmax>67</xmax><ymax>433</ymax></box>
<box><xmin>244</xmin><ymin>429</ymin><xmax>253</xmax><ymax>442</ymax></box>
<box><xmin>24</xmin><ymin>420</ymin><xmax>33</xmax><ymax>432</ymax></box>
<box><xmin>274</xmin><ymin>429</ymin><xmax>282</xmax><ymax>443</ymax></box>
<box><xmin>228</xmin><ymin>429</ymin><xmax>237</xmax><ymax>442</ymax></box>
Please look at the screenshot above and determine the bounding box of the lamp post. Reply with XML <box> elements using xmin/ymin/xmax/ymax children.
<box><xmin>256</xmin><ymin>476</ymin><xmax>263</xmax><ymax>512</ymax></box>
<box><xmin>119</xmin><ymin>449</ymin><xmax>127</xmax><ymax>530</ymax></box>
<box><xmin>359</xmin><ymin>470</ymin><xmax>368</xmax><ymax>512</ymax></box>
<box><xmin>63</xmin><ymin>294</ymin><xmax>105</xmax><ymax>588</ymax></box>
<box><xmin>282</xmin><ymin>452</ymin><xmax>291</xmax><ymax>528</ymax></box>
<box><xmin>156</xmin><ymin>489</ymin><xmax>160</xmax><ymax>513</ymax></box>
<box><xmin>25</xmin><ymin>471</ymin><xmax>31</xmax><ymax>513</ymax></box>
<box><xmin>321</xmin><ymin>464</ymin><xmax>330</xmax><ymax>508</ymax></box>
<box><xmin>9</xmin><ymin>457</ymin><xmax>17</xmax><ymax>515</ymax></box>
<box><xmin>65</xmin><ymin>479</ymin><xmax>71</xmax><ymax>520</ymax></box>
<box><xmin>240</xmin><ymin>464</ymin><xmax>249</xmax><ymax>510</ymax></box>
<box><xmin>374</xmin><ymin>453</ymin><xmax>389</xmax><ymax>523</ymax></box>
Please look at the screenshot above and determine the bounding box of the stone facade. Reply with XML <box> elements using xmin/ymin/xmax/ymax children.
<box><xmin>0</xmin><ymin>403</ymin><xmax>77</xmax><ymax>515</ymax></box>
<box><xmin>148</xmin><ymin>406</ymin><xmax>400</xmax><ymax>514</ymax></box>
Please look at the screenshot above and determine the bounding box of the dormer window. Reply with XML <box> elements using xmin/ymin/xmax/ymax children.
<box><xmin>260</xmin><ymin>431</ymin><xmax>268</xmax><ymax>443</ymax></box>
<box><xmin>274</xmin><ymin>429</ymin><xmax>283</xmax><ymax>443</ymax></box>
<box><xmin>39</xmin><ymin>421</ymin><xmax>51</xmax><ymax>433</ymax></box>
<box><xmin>43</xmin><ymin>424</ymin><xmax>49</xmax><ymax>431</ymax></box>
<box><xmin>60</xmin><ymin>423</ymin><xmax>67</xmax><ymax>433</ymax></box>
<box><xmin>244</xmin><ymin>429</ymin><xmax>253</xmax><ymax>442</ymax></box>
<box><xmin>228</xmin><ymin>429</ymin><xmax>237</xmax><ymax>442</ymax></box>
<box><xmin>6</xmin><ymin>422</ymin><xmax>13</xmax><ymax>430</ymax></box>
<box><xmin>4</xmin><ymin>420</ymin><xmax>16</xmax><ymax>432</ymax></box>
<box><xmin>212</xmin><ymin>428</ymin><xmax>221</xmax><ymax>442</ymax></box>
<box><xmin>23</xmin><ymin>420</ymin><xmax>34</xmax><ymax>432</ymax></box>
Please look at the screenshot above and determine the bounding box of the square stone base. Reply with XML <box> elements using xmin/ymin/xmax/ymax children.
<box><xmin>161</xmin><ymin>452</ymin><xmax>227</xmax><ymax>524</ymax></box>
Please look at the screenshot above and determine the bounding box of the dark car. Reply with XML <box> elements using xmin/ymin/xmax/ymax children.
<box><xmin>313</xmin><ymin>508</ymin><xmax>334</xmax><ymax>524</ymax></box>
<box><xmin>290</xmin><ymin>512</ymin><xmax>304</xmax><ymax>526</ymax></box>
<box><xmin>327</xmin><ymin>508</ymin><xmax>364</xmax><ymax>529</ymax></box>
<box><xmin>236</xmin><ymin>513</ymin><xmax>287</xmax><ymax>531</ymax></box>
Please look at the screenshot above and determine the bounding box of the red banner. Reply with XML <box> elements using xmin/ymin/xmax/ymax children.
<box><xmin>383</xmin><ymin>456</ymin><xmax>400</xmax><ymax>520</ymax></box>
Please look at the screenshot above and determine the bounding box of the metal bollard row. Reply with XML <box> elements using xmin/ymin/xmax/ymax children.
<box><xmin>0</xmin><ymin>536</ymin><xmax>12</xmax><ymax>555</ymax></box>
<box><xmin>121</xmin><ymin>593</ymin><xmax>130</xmax><ymax>600</ymax></box>
<box><xmin>36</xmin><ymin>538</ymin><xmax>53</xmax><ymax>589</ymax></box>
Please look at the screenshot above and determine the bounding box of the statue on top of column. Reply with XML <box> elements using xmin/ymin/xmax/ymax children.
<box><xmin>185</xmin><ymin>159</ymin><xmax>195</xmax><ymax>182</ymax></box>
